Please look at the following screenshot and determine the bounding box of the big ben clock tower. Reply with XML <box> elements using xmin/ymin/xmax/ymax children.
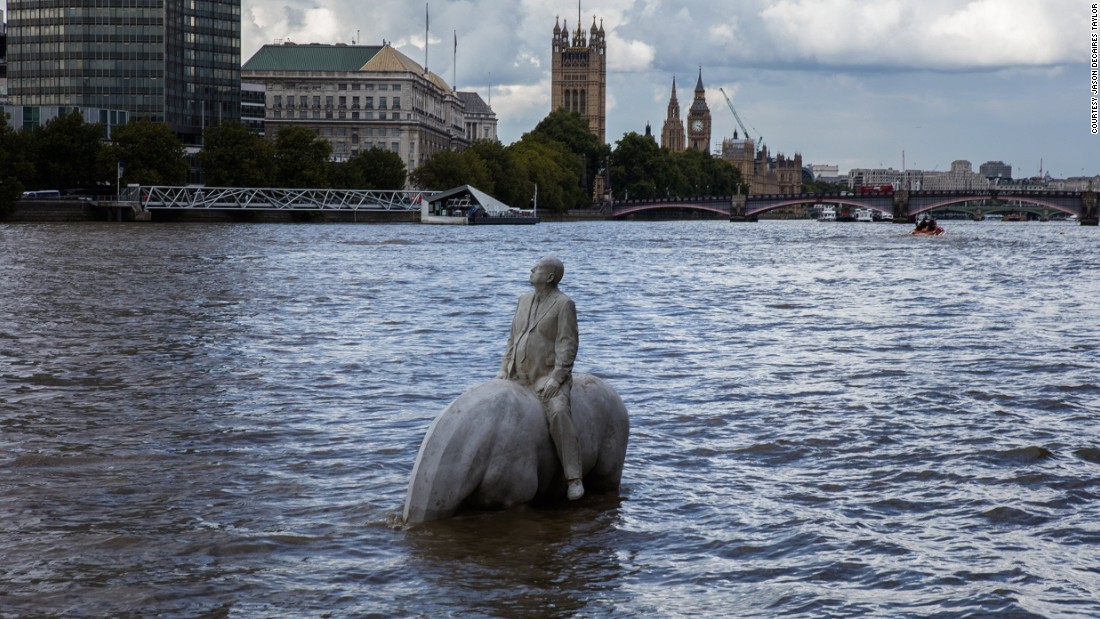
<box><xmin>686</xmin><ymin>67</ymin><xmax>712</xmax><ymax>153</ymax></box>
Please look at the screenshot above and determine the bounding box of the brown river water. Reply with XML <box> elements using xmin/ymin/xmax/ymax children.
<box><xmin>1</xmin><ymin>220</ymin><xmax>1098</xmax><ymax>617</ymax></box>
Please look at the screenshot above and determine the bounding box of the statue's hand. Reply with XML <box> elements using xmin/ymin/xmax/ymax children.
<box><xmin>536</xmin><ymin>377</ymin><xmax>560</xmax><ymax>401</ymax></box>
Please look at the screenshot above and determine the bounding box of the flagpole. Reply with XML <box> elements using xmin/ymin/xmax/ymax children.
<box><xmin>424</xmin><ymin>3</ymin><xmax>429</xmax><ymax>73</ymax></box>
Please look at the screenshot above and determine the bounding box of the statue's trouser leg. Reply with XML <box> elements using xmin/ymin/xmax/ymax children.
<box><xmin>544</xmin><ymin>387</ymin><xmax>582</xmax><ymax>480</ymax></box>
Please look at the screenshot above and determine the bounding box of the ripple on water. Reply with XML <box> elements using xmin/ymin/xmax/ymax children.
<box><xmin>2</xmin><ymin>220</ymin><xmax>1100</xmax><ymax>617</ymax></box>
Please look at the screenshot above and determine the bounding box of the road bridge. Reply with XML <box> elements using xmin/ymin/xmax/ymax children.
<box><xmin>738</xmin><ymin>189</ymin><xmax>1097</xmax><ymax>225</ymax></box>
<box><xmin>610</xmin><ymin>189</ymin><xmax>1098</xmax><ymax>225</ymax></box>
<box><xmin>611</xmin><ymin>196</ymin><xmax>732</xmax><ymax>219</ymax></box>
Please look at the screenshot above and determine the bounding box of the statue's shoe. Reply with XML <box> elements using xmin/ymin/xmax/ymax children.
<box><xmin>567</xmin><ymin>479</ymin><xmax>585</xmax><ymax>500</ymax></box>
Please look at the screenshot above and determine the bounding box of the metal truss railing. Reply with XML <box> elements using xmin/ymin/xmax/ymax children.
<box><xmin>133</xmin><ymin>186</ymin><xmax>434</xmax><ymax>211</ymax></box>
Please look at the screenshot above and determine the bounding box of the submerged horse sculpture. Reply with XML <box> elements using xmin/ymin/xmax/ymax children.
<box><xmin>403</xmin><ymin>374</ymin><xmax>629</xmax><ymax>524</ymax></box>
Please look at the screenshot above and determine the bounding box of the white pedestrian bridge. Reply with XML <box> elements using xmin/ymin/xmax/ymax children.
<box><xmin>132</xmin><ymin>186</ymin><xmax>433</xmax><ymax>212</ymax></box>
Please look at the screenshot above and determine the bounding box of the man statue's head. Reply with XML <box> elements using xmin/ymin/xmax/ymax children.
<box><xmin>529</xmin><ymin>256</ymin><xmax>565</xmax><ymax>289</ymax></box>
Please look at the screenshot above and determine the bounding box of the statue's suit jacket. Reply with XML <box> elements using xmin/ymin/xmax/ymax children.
<box><xmin>500</xmin><ymin>288</ymin><xmax>578</xmax><ymax>387</ymax></box>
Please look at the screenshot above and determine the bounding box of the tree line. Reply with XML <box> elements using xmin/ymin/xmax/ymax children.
<box><xmin>1</xmin><ymin>108</ymin><xmax>743</xmax><ymax>218</ymax></box>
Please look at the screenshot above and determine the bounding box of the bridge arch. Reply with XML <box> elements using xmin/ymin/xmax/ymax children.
<box><xmin>744</xmin><ymin>197</ymin><xmax>895</xmax><ymax>217</ymax></box>
<box><xmin>908</xmin><ymin>195</ymin><xmax>1078</xmax><ymax>218</ymax></box>
<box><xmin>613</xmin><ymin>199</ymin><xmax>732</xmax><ymax>219</ymax></box>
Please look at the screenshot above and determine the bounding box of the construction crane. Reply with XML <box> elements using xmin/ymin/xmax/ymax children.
<box><xmin>719</xmin><ymin>87</ymin><xmax>761</xmax><ymax>152</ymax></box>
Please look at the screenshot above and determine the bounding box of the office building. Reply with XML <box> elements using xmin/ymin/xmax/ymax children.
<box><xmin>242</xmin><ymin>42</ymin><xmax>487</xmax><ymax>170</ymax></box>
<box><xmin>457</xmin><ymin>91</ymin><xmax>496</xmax><ymax>143</ymax></box>
<box><xmin>6</xmin><ymin>0</ymin><xmax>241</xmax><ymax>144</ymax></box>
<box><xmin>979</xmin><ymin>160</ymin><xmax>1012</xmax><ymax>180</ymax></box>
<box><xmin>240</xmin><ymin>81</ymin><xmax>265</xmax><ymax>136</ymax></box>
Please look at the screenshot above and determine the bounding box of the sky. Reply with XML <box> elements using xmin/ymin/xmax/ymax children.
<box><xmin>4</xmin><ymin>0</ymin><xmax>1093</xmax><ymax>177</ymax></box>
<box><xmin>233</xmin><ymin>0</ymin><xmax>1095</xmax><ymax>178</ymax></box>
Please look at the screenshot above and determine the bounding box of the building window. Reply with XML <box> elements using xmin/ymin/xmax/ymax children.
<box><xmin>392</xmin><ymin>97</ymin><xmax>400</xmax><ymax>110</ymax></box>
<box><xmin>391</xmin><ymin>142</ymin><xmax>399</xmax><ymax>153</ymax></box>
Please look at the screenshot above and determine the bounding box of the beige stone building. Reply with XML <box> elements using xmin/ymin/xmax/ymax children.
<box><xmin>551</xmin><ymin>14</ymin><xmax>607</xmax><ymax>144</ymax></box>
<box><xmin>242</xmin><ymin>43</ymin><xmax>495</xmax><ymax>173</ymax></box>
<box><xmin>685</xmin><ymin>69</ymin><xmax>712</xmax><ymax>153</ymax></box>
<box><xmin>721</xmin><ymin>134</ymin><xmax>802</xmax><ymax>195</ymax></box>
<box><xmin>661</xmin><ymin>70</ymin><xmax>713</xmax><ymax>154</ymax></box>
<box><xmin>660</xmin><ymin>77</ymin><xmax>685</xmax><ymax>152</ymax></box>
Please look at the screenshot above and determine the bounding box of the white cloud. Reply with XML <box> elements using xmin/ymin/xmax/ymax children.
<box><xmin>608</xmin><ymin>33</ymin><xmax>656</xmax><ymax>72</ymax></box>
<box><xmin>230</xmin><ymin>0</ymin><xmax>1092</xmax><ymax>175</ymax></box>
<box><xmin>756</xmin><ymin>0</ymin><xmax>1079</xmax><ymax>69</ymax></box>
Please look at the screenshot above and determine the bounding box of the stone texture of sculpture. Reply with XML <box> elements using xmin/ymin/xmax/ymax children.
<box><xmin>403</xmin><ymin>257</ymin><xmax>628</xmax><ymax>524</ymax></box>
<box><xmin>403</xmin><ymin>374</ymin><xmax>629</xmax><ymax>523</ymax></box>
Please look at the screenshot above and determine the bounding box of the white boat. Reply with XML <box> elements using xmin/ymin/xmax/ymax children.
<box><xmin>854</xmin><ymin>208</ymin><xmax>875</xmax><ymax>222</ymax></box>
<box><xmin>817</xmin><ymin>204</ymin><xmax>836</xmax><ymax>221</ymax></box>
<box><xmin>421</xmin><ymin>185</ymin><xmax>538</xmax><ymax>225</ymax></box>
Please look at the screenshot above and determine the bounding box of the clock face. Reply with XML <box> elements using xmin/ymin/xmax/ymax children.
<box><xmin>691</xmin><ymin>120</ymin><xmax>704</xmax><ymax>131</ymax></box>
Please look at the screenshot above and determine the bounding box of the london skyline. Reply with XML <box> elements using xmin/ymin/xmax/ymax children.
<box><xmin>3</xmin><ymin>0</ymin><xmax>1092</xmax><ymax>178</ymax></box>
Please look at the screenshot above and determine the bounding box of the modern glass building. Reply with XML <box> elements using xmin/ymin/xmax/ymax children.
<box><xmin>6</xmin><ymin>0</ymin><xmax>241</xmax><ymax>145</ymax></box>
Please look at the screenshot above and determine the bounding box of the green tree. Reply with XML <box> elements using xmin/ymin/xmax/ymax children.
<box><xmin>198</xmin><ymin>121</ymin><xmax>275</xmax><ymax>186</ymax></box>
<box><xmin>28</xmin><ymin>111</ymin><xmax>106</xmax><ymax>191</ymax></box>
<box><xmin>666</xmin><ymin>148</ymin><xmax>743</xmax><ymax>197</ymax></box>
<box><xmin>274</xmin><ymin>126</ymin><xmax>331</xmax><ymax>188</ymax></box>
<box><xmin>609</xmin><ymin>132</ymin><xmax>680</xmax><ymax>200</ymax></box>
<box><xmin>466</xmin><ymin>140</ymin><xmax>527</xmax><ymax>207</ymax></box>
<box><xmin>101</xmin><ymin>120</ymin><xmax>188</xmax><ymax>186</ymax></box>
<box><xmin>409</xmin><ymin>149</ymin><xmax>491</xmax><ymax>191</ymax></box>
<box><xmin>0</xmin><ymin>115</ymin><xmax>30</xmax><ymax>219</ymax></box>
<box><xmin>529</xmin><ymin>109</ymin><xmax>609</xmax><ymax>202</ymax></box>
<box><xmin>508</xmin><ymin>133</ymin><xmax>585</xmax><ymax>212</ymax></box>
<box><xmin>672</xmin><ymin>148</ymin><xmax>711</xmax><ymax>196</ymax></box>
<box><xmin>330</xmin><ymin>147</ymin><xmax>407</xmax><ymax>189</ymax></box>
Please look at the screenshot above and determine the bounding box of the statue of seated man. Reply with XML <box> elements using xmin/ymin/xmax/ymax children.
<box><xmin>496</xmin><ymin>256</ymin><xmax>584</xmax><ymax>500</ymax></box>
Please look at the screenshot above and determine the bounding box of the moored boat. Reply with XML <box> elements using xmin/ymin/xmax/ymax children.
<box><xmin>421</xmin><ymin>185</ymin><xmax>538</xmax><ymax>225</ymax></box>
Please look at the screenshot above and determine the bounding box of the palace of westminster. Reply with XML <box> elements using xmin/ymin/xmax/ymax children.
<box><xmin>552</xmin><ymin>12</ymin><xmax>802</xmax><ymax>196</ymax></box>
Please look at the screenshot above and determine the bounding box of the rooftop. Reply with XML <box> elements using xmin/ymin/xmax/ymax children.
<box><xmin>242</xmin><ymin>43</ymin><xmax>381</xmax><ymax>72</ymax></box>
<box><xmin>242</xmin><ymin>42</ymin><xmax>453</xmax><ymax>92</ymax></box>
